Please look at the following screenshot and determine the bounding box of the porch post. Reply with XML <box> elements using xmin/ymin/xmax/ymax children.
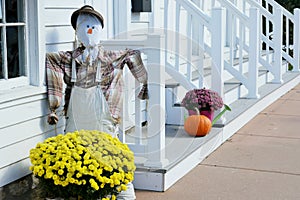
<box><xmin>144</xmin><ymin>34</ymin><xmax>169</xmax><ymax>168</ymax></box>
<box><xmin>211</xmin><ymin>8</ymin><xmax>225</xmax><ymax>110</ymax></box>
<box><xmin>272</xmin><ymin>8</ymin><xmax>283</xmax><ymax>83</ymax></box>
<box><xmin>211</xmin><ymin>7</ymin><xmax>225</xmax><ymax>99</ymax></box>
<box><xmin>293</xmin><ymin>8</ymin><xmax>300</xmax><ymax>72</ymax></box>
<box><xmin>248</xmin><ymin>7</ymin><xmax>260</xmax><ymax>98</ymax></box>
<box><xmin>112</xmin><ymin>1</ymin><xmax>129</xmax><ymax>36</ymax></box>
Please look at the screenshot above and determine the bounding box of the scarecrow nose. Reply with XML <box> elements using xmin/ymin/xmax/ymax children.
<box><xmin>87</xmin><ymin>28</ymin><xmax>93</xmax><ymax>34</ymax></box>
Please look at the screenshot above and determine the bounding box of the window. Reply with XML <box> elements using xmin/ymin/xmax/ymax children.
<box><xmin>0</xmin><ymin>0</ymin><xmax>26</xmax><ymax>80</ymax></box>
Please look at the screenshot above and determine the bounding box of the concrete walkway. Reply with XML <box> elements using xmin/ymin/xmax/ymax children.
<box><xmin>135</xmin><ymin>84</ymin><xmax>300</xmax><ymax>200</ymax></box>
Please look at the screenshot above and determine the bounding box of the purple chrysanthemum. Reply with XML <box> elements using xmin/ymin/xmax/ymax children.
<box><xmin>181</xmin><ymin>88</ymin><xmax>224</xmax><ymax>111</ymax></box>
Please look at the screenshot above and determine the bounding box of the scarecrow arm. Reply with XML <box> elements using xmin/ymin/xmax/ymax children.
<box><xmin>125</xmin><ymin>50</ymin><xmax>148</xmax><ymax>100</ymax></box>
<box><xmin>46</xmin><ymin>51</ymin><xmax>73</xmax><ymax>125</ymax></box>
<box><xmin>104</xmin><ymin>48</ymin><xmax>148</xmax><ymax>99</ymax></box>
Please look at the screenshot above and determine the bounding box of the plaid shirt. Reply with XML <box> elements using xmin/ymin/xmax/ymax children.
<box><xmin>46</xmin><ymin>45</ymin><xmax>148</xmax><ymax>125</ymax></box>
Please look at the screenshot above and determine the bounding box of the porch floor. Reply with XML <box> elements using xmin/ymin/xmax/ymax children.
<box><xmin>135</xmin><ymin>83</ymin><xmax>300</xmax><ymax>199</ymax></box>
<box><xmin>125</xmin><ymin>123</ymin><xmax>223</xmax><ymax>169</ymax></box>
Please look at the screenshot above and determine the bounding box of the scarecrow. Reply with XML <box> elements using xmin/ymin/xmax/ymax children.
<box><xmin>45</xmin><ymin>5</ymin><xmax>148</xmax><ymax>200</ymax></box>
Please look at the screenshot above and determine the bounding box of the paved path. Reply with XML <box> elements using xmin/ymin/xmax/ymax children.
<box><xmin>135</xmin><ymin>84</ymin><xmax>300</xmax><ymax>200</ymax></box>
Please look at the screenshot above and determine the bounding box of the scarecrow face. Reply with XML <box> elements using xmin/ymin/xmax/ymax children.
<box><xmin>76</xmin><ymin>14</ymin><xmax>102</xmax><ymax>47</ymax></box>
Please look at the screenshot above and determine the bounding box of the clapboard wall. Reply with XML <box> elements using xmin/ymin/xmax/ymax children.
<box><xmin>0</xmin><ymin>87</ymin><xmax>65</xmax><ymax>187</ymax></box>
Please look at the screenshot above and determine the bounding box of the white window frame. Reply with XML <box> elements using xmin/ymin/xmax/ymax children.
<box><xmin>0</xmin><ymin>0</ymin><xmax>46</xmax><ymax>98</ymax></box>
<box><xmin>0</xmin><ymin>0</ymin><xmax>28</xmax><ymax>89</ymax></box>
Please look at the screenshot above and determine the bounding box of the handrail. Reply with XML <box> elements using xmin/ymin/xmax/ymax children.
<box><xmin>244</xmin><ymin>0</ymin><xmax>274</xmax><ymax>20</ymax></box>
<box><xmin>244</xmin><ymin>0</ymin><xmax>295</xmax><ymax>30</ymax></box>
<box><xmin>264</xmin><ymin>0</ymin><xmax>294</xmax><ymax>19</ymax></box>
<box><xmin>247</xmin><ymin>0</ymin><xmax>298</xmax><ymax>71</ymax></box>
<box><xmin>176</xmin><ymin>0</ymin><xmax>210</xmax><ymax>27</ymax></box>
<box><xmin>217</xmin><ymin>0</ymin><xmax>249</xmax><ymax>23</ymax></box>
<box><xmin>101</xmin><ymin>37</ymin><xmax>148</xmax><ymax>50</ymax></box>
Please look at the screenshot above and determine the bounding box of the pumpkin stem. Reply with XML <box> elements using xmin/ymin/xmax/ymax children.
<box><xmin>194</xmin><ymin>107</ymin><xmax>200</xmax><ymax>115</ymax></box>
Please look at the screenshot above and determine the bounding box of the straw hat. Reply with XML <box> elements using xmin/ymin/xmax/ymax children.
<box><xmin>71</xmin><ymin>5</ymin><xmax>104</xmax><ymax>29</ymax></box>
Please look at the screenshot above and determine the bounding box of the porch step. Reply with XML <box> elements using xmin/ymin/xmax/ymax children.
<box><xmin>165</xmin><ymin>49</ymin><xmax>274</xmax><ymax>89</ymax></box>
<box><xmin>165</xmin><ymin>67</ymin><xmax>271</xmax><ymax>125</ymax></box>
<box><xmin>165</xmin><ymin>53</ymin><xmax>289</xmax><ymax>125</ymax></box>
<box><xmin>165</xmin><ymin>49</ymin><xmax>276</xmax><ymax>98</ymax></box>
<box><xmin>133</xmin><ymin>71</ymin><xmax>300</xmax><ymax>191</ymax></box>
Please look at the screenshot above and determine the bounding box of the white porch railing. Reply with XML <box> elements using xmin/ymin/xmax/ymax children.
<box><xmin>102</xmin><ymin>34</ymin><xmax>169</xmax><ymax>168</ymax></box>
<box><xmin>102</xmin><ymin>0</ymin><xmax>300</xmax><ymax>170</ymax></box>
<box><xmin>216</xmin><ymin>0</ymin><xmax>300</xmax><ymax>81</ymax></box>
<box><xmin>254</xmin><ymin>0</ymin><xmax>300</xmax><ymax>73</ymax></box>
<box><xmin>165</xmin><ymin>0</ymin><xmax>300</xmax><ymax>100</ymax></box>
<box><xmin>164</xmin><ymin>0</ymin><xmax>226</xmax><ymax>101</ymax></box>
<box><xmin>163</xmin><ymin>0</ymin><xmax>263</xmax><ymax>104</ymax></box>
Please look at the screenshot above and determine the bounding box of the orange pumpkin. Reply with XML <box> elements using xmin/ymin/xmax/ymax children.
<box><xmin>184</xmin><ymin>114</ymin><xmax>212</xmax><ymax>137</ymax></box>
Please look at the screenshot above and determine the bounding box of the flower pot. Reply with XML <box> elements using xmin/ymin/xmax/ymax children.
<box><xmin>188</xmin><ymin>109</ymin><xmax>214</xmax><ymax>122</ymax></box>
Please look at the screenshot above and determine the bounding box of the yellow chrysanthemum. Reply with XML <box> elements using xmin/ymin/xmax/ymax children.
<box><xmin>89</xmin><ymin>178</ymin><xmax>99</xmax><ymax>190</ymax></box>
<box><xmin>58</xmin><ymin>169</ymin><xmax>64</xmax><ymax>175</ymax></box>
<box><xmin>29</xmin><ymin>130</ymin><xmax>135</xmax><ymax>198</ymax></box>
<box><xmin>120</xmin><ymin>184</ymin><xmax>127</xmax><ymax>191</ymax></box>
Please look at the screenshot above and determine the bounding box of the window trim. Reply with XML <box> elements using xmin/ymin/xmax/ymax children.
<box><xmin>0</xmin><ymin>76</ymin><xmax>28</xmax><ymax>90</ymax></box>
<box><xmin>27</xmin><ymin>0</ymin><xmax>46</xmax><ymax>87</ymax></box>
<box><xmin>0</xmin><ymin>0</ymin><xmax>27</xmax><ymax>81</ymax></box>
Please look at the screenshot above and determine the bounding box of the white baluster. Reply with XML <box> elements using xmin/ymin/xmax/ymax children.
<box><xmin>248</xmin><ymin>7</ymin><xmax>260</xmax><ymax>98</ymax></box>
<box><xmin>211</xmin><ymin>7</ymin><xmax>225</xmax><ymax>96</ymax></box>
<box><xmin>273</xmin><ymin>8</ymin><xmax>283</xmax><ymax>83</ymax></box>
<box><xmin>211</xmin><ymin>7</ymin><xmax>225</xmax><ymax>124</ymax></box>
<box><xmin>187</xmin><ymin>14</ymin><xmax>192</xmax><ymax>81</ymax></box>
<box><xmin>175</xmin><ymin>3</ymin><xmax>181</xmax><ymax>71</ymax></box>
<box><xmin>293</xmin><ymin>9</ymin><xmax>300</xmax><ymax>72</ymax></box>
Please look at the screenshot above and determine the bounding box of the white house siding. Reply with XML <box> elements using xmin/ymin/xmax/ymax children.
<box><xmin>0</xmin><ymin>88</ymin><xmax>66</xmax><ymax>187</ymax></box>
<box><xmin>45</xmin><ymin>0</ymin><xmax>91</xmax><ymax>52</ymax></box>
